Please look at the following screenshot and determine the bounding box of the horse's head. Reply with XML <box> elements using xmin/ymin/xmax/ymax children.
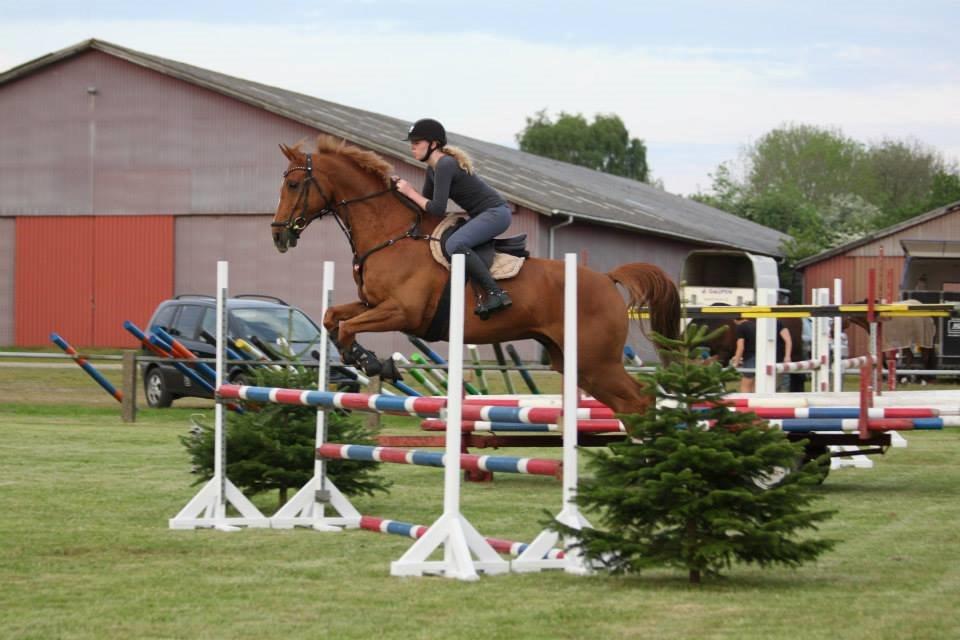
<box><xmin>272</xmin><ymin>143</ymin><xmax>334</xmax><ymax>253</ymax></box>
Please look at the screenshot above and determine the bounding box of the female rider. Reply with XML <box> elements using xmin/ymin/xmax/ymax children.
<box><xmin>394</xmin><ymin>118</ymin><xmax>513</xmax><ymax>319</ymax></box>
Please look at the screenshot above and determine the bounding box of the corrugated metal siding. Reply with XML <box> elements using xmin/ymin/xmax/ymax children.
<box><xmin>14</xmin><ymin>216</ymin><xmax>174</xmax><ymax>347</ymax></box>
<box><xmin>552</xmin><ymin>221</ymin><xmax>696</xmax><ymax>279</ymax></box>
<box><xmin>0</xmin><ymin>218</ymin><xmax>15</xmax><ymax>344</ymax></box>
<box><xmin>803</xmin><ymin>255</ymin><xmax>905</xmax><ymax>357</ymax></box>
<box><xmin>847</xmin><ymin>209</ymin><xmax>960</xmax><ymax>257</ymax></box>
<box><xmin>0</xmin><ymin>50</ymin><xmax>321</xmax><ymax>216</ymax></box>
<box><xmin>92</xmin><ymin>216</ymin><xmax>173</xmax><ymax>346</ymax></box>
<box><xmin>16</xmin><ymin>217</ymin><xmax>95</xmax><ymax>345</ymax></box>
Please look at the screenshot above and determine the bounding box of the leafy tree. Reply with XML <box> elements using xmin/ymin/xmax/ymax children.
<box><xmin>182</xmin><ymin>366</ymin><xmax>390</xmax><ymax>507</ymax></box>
<box><xmin>696</xmin><ymin>122</ymin><xmax>960</xmax><ymax>267</ymax></box>
<box><xmin>867</xmin><ymin>139</ymin><xmax>948</xmax><ymax>225</ymax></box>
<box><xmin>744</xmin><ymin>123</ymin><xmax>868</xmax><ymax>207</ymax></box>
<box><xmin>555</xmin><ymin>325</ymin><xmax>836</xmax><ymax>584</ymax></box>
<box><xmin>517</xmin><ymin>110</ymin><xmax>650</xmax><ymax>182</ymax></box>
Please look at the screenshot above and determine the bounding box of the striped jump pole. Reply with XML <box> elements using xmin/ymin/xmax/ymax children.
<box><xmin>218</xmin><ymin>384</ymin><xmax>617</xmax><ymax>424</ymax></box>
<box><xmin>506</xmin><ymin>343</ymin><xmax>541</xmax><ymax>394</ymax></box>
<box><xmin>393</xmin><ymin>353</ymin><xmax>442</xmax><ymax>395</ymax></box>
<box><xmin>169</xmin><ymin>260</ymin><xmax>269</xmax><ymax>531</ymax></box>
<box><xmin>124</xmin><ymin>321</ymin><xmax>243</xmax><ymax>414</ymax></box>
<box><xmin>410</xmin><ymin>352</ymin><xmax>448</xmax><ymax>392</ymax></box>
<box><xmin>461</xmin><ymin>404</ymin><xmax>615</xmax><ymax>423</ymax></box>
<box><xmin>317</xmin><ymin>444</ymin><xmax>562</xmax><ymax>479</ymax></box>
<box><xmin>360</xmin><ymin>516</ymin><xmax>565</xmax><ymax>560</ymax></box>
<box><xmin>492</xmin><ymin>343</ymin><xmax>515</xmax><ymax>394</ymax></box>
<box><xmin>49</xmin><ymin>332</ymin><xmax>122</xmax><ymax>402</ymax></box>
<box><xmin>768</xmin><ymin>417</ymin><xmax>946</xmax><ymax>432</ymax></box>
<box><xmin>409</xmin><ymin>335</ymin><xmax>480</xmax><ymax>395</ymax></box>
<box><xmin>467</xmin><ymin>345</ymin><xmax>489</xmax><ymax>394</ymax></box>
<box><xmin>727</xmin><ymin>406</ymin><xmax>945</xmax><ymax>420</ymax></box>
<box><xmin>420</xmin><ymin>418</ymin><xmax>626</xmax><ymax>434</ymax></box>
<box><xmin>766</xmin><ymin>355</ymin><xmax>827</xmax><ymax>376</ymax></box>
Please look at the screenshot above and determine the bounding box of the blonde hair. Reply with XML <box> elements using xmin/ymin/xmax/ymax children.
<box><xmin>441</xmin><ymin>145</ymin><xmax>474</xmax><ymax>175</ymax></box>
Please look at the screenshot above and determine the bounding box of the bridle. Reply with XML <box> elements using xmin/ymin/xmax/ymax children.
<box><xmin>272</xmin><ymin>153</ymin><xmax>432</xmax><ymax>303</ymax></box>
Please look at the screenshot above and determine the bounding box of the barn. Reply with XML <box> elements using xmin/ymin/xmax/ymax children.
<box><xmin>0</xmin><ymin>39</ymin><xmax>787</xmax><ymax>357</ymax></box>
<box><xmin>797</xmin><ymin>199</ymin><xmax>960</xmax><ymax>358</ymax></box>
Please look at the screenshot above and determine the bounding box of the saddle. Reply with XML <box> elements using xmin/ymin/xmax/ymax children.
<box><xmin>430</xmin><ymin>214</ymin><xmax>528</xmax><ymax>280</ymax></box>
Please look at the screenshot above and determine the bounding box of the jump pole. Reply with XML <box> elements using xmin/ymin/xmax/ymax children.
<box><xmin>271</xmin><ymin>261</ymin><xmax>361</xmax><ymax>531</ymax></box>
<box><xmin>754</xmin><ymin>287</ymin><xmax>777</xmax><ymax>394</ymax></box>
<box><xmin>169</xmin><ymin>260</ymin><xmax>269</xmax><ymax>531</ymax></box>
<box><xmin>390</xmin><ymin>253</ymin><xmax>510</xmax><ymax>580</ymax></box>
<box><xmin>833</xmin><ymin>279</ymin><xmax>843</xmax><ymax>392</ymax></box>
<box><xmin>513</xmin><ymin>253</ymin><xmax>591</xmax><ymax>574</ymax></box>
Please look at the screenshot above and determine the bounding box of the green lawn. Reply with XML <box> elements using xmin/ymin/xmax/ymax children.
<box><xmin>1</xmin><ymin>366</ymin><xmax>959</xmax><ymax>639</ymax></box>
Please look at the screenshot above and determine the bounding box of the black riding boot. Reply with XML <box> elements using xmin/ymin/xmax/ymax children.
<box><xmin>462</xmin><ymin>250</ymin><xmax>512</xmax><ymax>319</ymax></box>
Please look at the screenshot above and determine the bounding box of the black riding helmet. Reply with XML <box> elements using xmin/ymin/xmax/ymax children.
<box><xmin>404</xmin><ymin>118</ymin><xmax>447</xmax><ymax>146</ymax></box>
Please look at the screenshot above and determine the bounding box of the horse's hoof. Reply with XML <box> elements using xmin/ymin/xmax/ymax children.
<box><xmin>377</xmin><ymin>356</ymin><xmax>403</xmax><ymax>382</ymax></box>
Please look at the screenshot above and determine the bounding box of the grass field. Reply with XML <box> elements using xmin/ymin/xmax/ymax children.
<box><xmin>1</xmin><ymin>364</ymin><xmax>959</xmax><ymax>639</ymax></box>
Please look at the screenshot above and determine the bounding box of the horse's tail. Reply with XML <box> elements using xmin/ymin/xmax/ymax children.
<box><xmin>607</xmin><ymin>263</ymin><xmax>681</xmax><ymax>342</ymax></box>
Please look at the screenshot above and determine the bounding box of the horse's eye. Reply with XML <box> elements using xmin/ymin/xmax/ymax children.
<box><xmin>287</xmin><ymin>180</ymin><xmax>299</xmax><ymax>190</ymax></box>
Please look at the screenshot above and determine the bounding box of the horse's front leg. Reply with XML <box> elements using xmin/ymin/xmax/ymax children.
<box><xmin>323</xmin><ymin>301</ymin><xmax>370</xmax><ymax>347</ymax></box>
<box><xmin>335</xmin><ymin>299</ymin><xmax>416</xmax><ymax>381</ymax></box>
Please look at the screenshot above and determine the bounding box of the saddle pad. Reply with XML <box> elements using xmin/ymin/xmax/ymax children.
<box><xmin>430</xmin><ymin>214</ymin><xmax>525</xmax><ymax>280</ymax></box>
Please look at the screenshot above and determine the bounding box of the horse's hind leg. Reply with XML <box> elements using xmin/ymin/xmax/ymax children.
<box><xmin>579</xmin><ymin>363</ymin><xmax>650</xmax><ymax>414</ymax></box>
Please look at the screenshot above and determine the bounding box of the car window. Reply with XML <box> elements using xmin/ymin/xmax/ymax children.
<box><xmin>151</xmin><ymin>304</ymin><xmax>177</xmax><ymax>332</ymax></box>
<box><xmin>171</xmin><ymin>305</ymin><xmax>206</xmax><ymax>340</ymax></box>
<box><xmin>231</xmin><ymin>307</ymin><xmax>320</xmax><ymax>345</ymax></box>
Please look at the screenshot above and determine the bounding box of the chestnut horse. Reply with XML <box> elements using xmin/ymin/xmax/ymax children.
<box><xmin>271</xmin><ymin>136</ymin><xmax>681</xmax><ymax>413</ymax></box>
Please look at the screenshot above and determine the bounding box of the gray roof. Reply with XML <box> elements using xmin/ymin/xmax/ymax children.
<box><xmin>1</xmin><ymin>38</ymin><xmax>789</xmax><ymax>257</ymax></box>
<box><xmin>795</xmin><ymin>199</ymin><xmax>960</xmax><ymax>268</ymax></box>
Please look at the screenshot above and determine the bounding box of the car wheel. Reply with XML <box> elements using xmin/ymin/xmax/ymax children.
<box><xmin>144</xmin><ymin>368</ymin><xmax>174</xmax><ymax>408</ymax></box>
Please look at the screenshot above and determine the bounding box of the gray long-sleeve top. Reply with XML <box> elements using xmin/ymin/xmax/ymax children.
<box><xmin>421</xmin><ymin>155</ymin><xmax>507</xmax><ymax>217</ymax></box>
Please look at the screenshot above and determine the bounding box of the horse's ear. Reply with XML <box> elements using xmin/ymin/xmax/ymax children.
<box><xmin>279</xmin><ymin>143</ymin><xmax>295</xmax><ymax>161</ymax></box>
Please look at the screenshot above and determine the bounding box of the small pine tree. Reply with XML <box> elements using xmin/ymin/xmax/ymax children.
<box><xmin>182</xmin><ymin>366</ymin><xmax>390</xmax><ymax>507</ymax></box>
<box><xmin>556</xmin><ymin>324</ymin><xmax>836</xmax><ymax>583</ymax></box>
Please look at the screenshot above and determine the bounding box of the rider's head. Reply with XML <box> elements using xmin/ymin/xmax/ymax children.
<box><xmin>404</xmin><ymin>118</ymin><xmax>446</xmax><ymax>163</ymax></box>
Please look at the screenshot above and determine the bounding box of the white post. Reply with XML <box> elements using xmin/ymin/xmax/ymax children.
<box><xmin>169</xmin><ymin>260</ymin><xmax>269</xmax><ymax>531</ymax></box>
<box><xmin>754</xmin><ymin>288</ymin><xmax>777</xmax><ymax>394</ymax></box>
<box><xmin>833</xmin><ymin>279</ymin><xmax>843</xmax><ymax>393</ymax></box>
<box><xmin>271</xmin><ymin>261</ymin><xmax>361</xmax><ymax>530</ymax></box>
<box><xmin>513</xmin><ymin>253</ymin><xmax>591</xmax><ymax>574</ymax></box>
<box><xmin>390</xmin><ymin>254</ymin><xmax>509</xmax><ymax>580</ymax></box>
<box><xmin>811</xmin><ymin>288</ymin><xmax>830</xmax><ymax>393</ymax></box>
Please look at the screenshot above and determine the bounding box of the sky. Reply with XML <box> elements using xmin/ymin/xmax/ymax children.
<box><xmin>1</xmin><ymin>0</ymin><xmax>958</xmax><ymax>195</ymax></box>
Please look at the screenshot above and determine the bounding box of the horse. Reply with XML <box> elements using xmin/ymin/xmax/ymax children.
<box><xmin>271</xmin><ymin>135</ymin><xmax>681</xmax><ymax>413</ymax></box>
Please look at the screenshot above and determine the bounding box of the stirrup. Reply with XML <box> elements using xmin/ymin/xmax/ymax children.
<box><xmin>475</xmin><ymin>289</ymin><xmax>512</xmax><ymax>320</ymax></box>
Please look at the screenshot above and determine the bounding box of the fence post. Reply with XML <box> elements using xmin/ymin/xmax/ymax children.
<box><xmin>121</xmin><ymin>350</ymin><xmax>137</xmax><ymax>423</ymax></box>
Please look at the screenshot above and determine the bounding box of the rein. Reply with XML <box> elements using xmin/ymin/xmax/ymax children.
<box><xmin>274</xmin><ymin>154</ymin><xmax>432</xmax><ymax>304</ymax></box>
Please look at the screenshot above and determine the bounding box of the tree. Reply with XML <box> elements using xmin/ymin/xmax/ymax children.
<box><xmin>182</xmin><ymin>366</ymin><xmax>390</xmax><ymax>507</ymax></box>
<box><xmin>866</xmin><ymin>139</ymin><xmax>948</xmax><ymax>226</ymax></box>
<box><xmin>554</xmin><ymin>325</ymin><xmax>835</xmax><ymax>583</ymax></box>
<box><xmin>744</xmin><ymin>123</ymin><xmax>868</xmax><ymax>208</ymax></box>
<box><xmin>696</xmin><ymin>122</ymin><xmax>960</xmax><ymax>267</ymax></box>
<box><xmin>516</xmin><ymin>110</ymin><xmax>650</xmax><ymax>182</ymax></box>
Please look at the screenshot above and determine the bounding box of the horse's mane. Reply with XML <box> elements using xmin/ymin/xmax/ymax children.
<box><xmin>296</xmin><ymin>135</ymin><xmax>393</xmax><ymax>187</ymax></box>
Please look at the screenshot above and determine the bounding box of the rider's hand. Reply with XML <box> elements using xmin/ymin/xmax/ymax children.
<box><xmin>394</xmin><ymin>178</ymin><xmax>413</xmax><ymax>196</ymax></box>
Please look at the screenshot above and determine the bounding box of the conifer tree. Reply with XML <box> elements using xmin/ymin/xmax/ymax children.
<box><xmin>183</xmin><ymin>366</ymin><xmax>390</xmax><ymax>507</ymax></box>
<box><xmin>556</xmin><ymin>324</ymin><xmax>835</xmax><ymax>583</ymax></box>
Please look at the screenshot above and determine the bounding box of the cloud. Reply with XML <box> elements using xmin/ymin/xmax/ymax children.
<box><xmin>1</xmin><ymin>17</ymin><xmax>957</xmax><ymax>194</ymax></box>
